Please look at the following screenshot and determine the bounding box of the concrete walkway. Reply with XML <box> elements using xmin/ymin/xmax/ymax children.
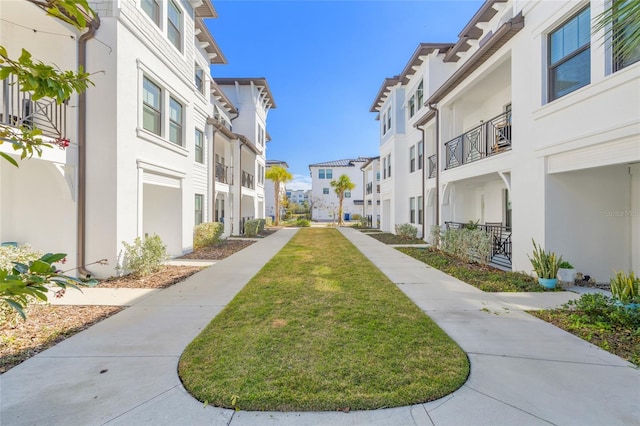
<box><xmin>1</xmin><ymin>228</ymin><xmax>638</xmax><ymax>425</ymax></box>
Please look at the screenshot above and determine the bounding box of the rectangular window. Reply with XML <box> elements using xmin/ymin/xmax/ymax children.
<box><xmin>142</xmin><ymin>77</ymin><xmax>161</xmax><ymax>135</ymax></box>
<box><xmin>387</xmin><ymin>154</ymin><xmax>391</xmax><ymax>178</ymax></box>
<box><xmin>323</xmin><ymin>188</ymin><xmax>329</xmax><ymax>195</ymax></box>
<box><xmin>195</xmin><ymin>129</ymin><xmax>204</xmax><ymax>163</ymax></box>
<box><xmin>319</xmin><ymin>169</ymin><xmax>325</xmax><ymax>179</ymax></box>
<box><xmin>549</xmin><ymin>7</ymin><xmax>590</xmax><ymax>101</ymax></box>
<box><xmin>383</xmin><ymin>157</ymin><xmax>387</xmax><ymax>179</ymax></box>
<box><xmin>408</xmin><ymin>95</ymin><xmax>416</xmax><ymax>117</ymax></box>
<box><xmin>345</xmin><ymin>191</ymin><xmax>351</xmax><ymax>198</ymax></box>
<box><xmin>376</xmin><ymin>170</ymin><xmax>380</xmax><ymax>181</ymax></box>
<box><xmin>417</xmin><ymin>141</ymin><xmax>424</xmax><ymax>170</ymax></box>
<box><xmin>410</xmin><ymin>146</ymin><xmax>416</xmax><ymax>173</ymax></box>
<box><xmin>169</xmin><ymin>97</ymin><xmax>183</xmax><ymax>145</ymax></box>
<box><xmin>382</xmin><ymin>111</ymin><xmax>387</xmax><ymax>134</ymax></box>
<box><xmin>141</xmin><ymin>0</ymin><xmax>160</xmax><ymax>26</ymax></box>
<box><xmin>417</xmin><ymin>196</ymin><xmax>423</xmax><ymax>225</ymax></box>
<box><xmin>387</xmin><ymin>108</ymin><xmax>392</xmax><ymax>132</ymax></box>
<box><xmin>195</xmin><ymin>65</ymin><xmax>204</xmax><ymax>94</ymax></box>
<box><xmin>416</xmin><ymin>80</ymin><xmax>423</xmax><ymax>110</ymax></box>
<box><xmin>194</xmin><ymin>194</ymin><xmax>203</xmax><ymax>226</ymax></box>
<box><xmin>614</xmin><ymin>0</ymin><xmax>640</xmax><ymax>71</ymax></box>
<box><xmin>167</xmin><ymin>0</ymin><xmax>182</xmax><ymax>51</ymax></box>
<box><xmin>326</xmin><ymin>169</ymin><xmax>333</xmax><ymax>179</ymax></box>
<box><xmin>410</xmin><ymin>197</ymin><xmax>416</xmax><ymax>223</ymax></box>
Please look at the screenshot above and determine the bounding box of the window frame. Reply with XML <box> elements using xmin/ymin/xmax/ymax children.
<box><xmin>168</xmin><ymin>96</ymin><xmax>183</xmax><ymax>146</ymax></box>
<box><xmin>195</xmin><ymin>64</ymin><xmax>204</xmax><ymax>94</ymax></box>
<box><xmin>408</xmin><ymin>95</ymin><xmax>416</xmax><ymax>118</ymax></box>
<box><xmin>416</xmin><ymin>80</ymin><xmax>424</xmax><ymax>110</ymax></box>
<box><xmin>323</xmin><ymin>187</ymin><xmax>329</xmax><ymax>195</ymax></box>
<box><xmin>417</xmin><ymin>141</ymin><xmax>424</xmax><ymax>170</ymax></box>
<box><xmin>194</xmin><ymin>128</ymin><xmax>204</xmax><ymax>163</ymax></box>
<box><xmin>142</xmin><ymin>76</ymin><xmax>162</xmax><ymax>136</ymax></box>
<box><xmin>326</xmin><ymin>169</ymin><xmax>333</xmax><ymax>179</ymax></box>
<box><xmin>194</xmin><ymin>194</ymin><xmax>204</xmax><ymax>226</ymax></box>
<box><xmin>319</xmin><ymin>169</ymin><xmax>325</xmax><ymax>179</ymax></box>
<box><xmin>141</xmin><ymin>0</ymin><xmax>160</xmax><ymax>26</ymax></box>
<box><xmin>417</xmin><ymin>196</ymin><xmax>423</xmax><ymax>225</ymax></box>
<box><xmin>613</xmin><ymin>0</ymin><xmax>640</xmax><ymax>72</ymax></box>
<box><xmin>410</xmin><ymin>197</ymin><xmax>416</xmax><ymax>224</ymax></box>
<box><xmin>410</xmin><ymin>145</ymin><xmax>416</xmax><ymax>173</ymax></box>
<box><xmin>345</xmin><ymin>191</ymin><xmax>351</xmax><ymax>199</ymax></box>
<box><xmin>167</xmin><ymin>0</ymin><xmax>182</xmax><ymax>52</ymax></box>
<box><xmin>548</xmin><ymin>6</ymin><xmax>591</xmax><ymax>102</ymax></box>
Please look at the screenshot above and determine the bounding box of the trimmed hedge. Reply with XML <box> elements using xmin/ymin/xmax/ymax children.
<box><xmin>194</xmin><ymin>222</ymin><xmax>224</xmax><ymax>249</ymax></box>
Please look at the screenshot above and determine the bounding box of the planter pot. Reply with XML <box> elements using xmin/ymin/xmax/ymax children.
<box><xmin>557</xmin><ymin>268</ymin><xmax>576</xmax><ymax>283</ymax></box>
<box><xmin>538</xmin><ymin>278</ymin><xmax>558</xmax><ymax>289</ymax></box>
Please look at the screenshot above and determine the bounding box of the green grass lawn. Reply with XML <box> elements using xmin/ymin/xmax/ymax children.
<box><xmin>179</xmin><ymin>228</ymin><xmax>469</xmax><ymax>411</ymax></box>
<box><xmin>367</xmin><ymin>232</ymin><xmax>425</xmax><ymax>245</ymax></box>
<box><xmin>398</xmin><ymin>247</ymin><xmax>547</xmax><ymax>292</ymax></box>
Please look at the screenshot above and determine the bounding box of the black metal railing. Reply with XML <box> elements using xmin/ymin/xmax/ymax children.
<box><xmin>428</xmin><ymin>154</ymin><xmax>437</xmax><ymax>179</ymax></box>
<box><xmin>241</xmin><ymin>171</ymin><xmax>254</xmax><ymax>189</ymax></box>
<box><xmin>366</xmin><ymin>182</ymin><xmax>373</xmax><ymax>195</ymax></box>
<box><xmin>1</xmin><ymin>74</ymin><xmax>67</xmax><ymax>140</ymax></box>
<box><xmin>215</xmin><ymin>162</ymin><xmax>228</xmax><ymax>184</ymax></box>
<box><xmin>444</xmin><ymin>111</ymin><xmax>512</xmax><ymax>170</ymax></box>
<box><xmin>445</xmin><ymin>221</ymin><xmax>512</xmax><ymax>269</ymax></box>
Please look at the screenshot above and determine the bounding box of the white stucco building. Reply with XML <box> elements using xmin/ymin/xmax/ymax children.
<box><xmin>361</xmin><ymin>157</ymin><xmax>381</xmax><ymax>228</ymax></box>
<box><xmin>0</xmin><ymin>0</ymin><xmax>275</xmax><ymax>278</ymax></box>
<box><xmin>371</xmin><ymin>0</ymin><xmax>639</xmax><ymax>280</ymax></box>
<box><xmin>309</xmin><ymin>158</ymin><xmax>370</xmax><ymax>221</ymax></box>
<box><xmin>286</xmin><ymin>189</ymin><xmax>310</xmax><ymax>206</ymax></box>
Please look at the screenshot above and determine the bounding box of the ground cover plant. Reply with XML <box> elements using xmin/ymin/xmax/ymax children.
<box><xmin>531</xmin><ymin>293</ymin><xmax>640</xmax><ymax>366</ymax></box>
<box><xmin>367</xmin><ymin>232</ymin><xmax>424</xmax><ymax>245</ymax></box>
<box><xmin>179</xmin><ymin>228</ymin><xmax>469</xmax><ymax>411</ymax></box>
<box><xmin>398</xmin><ymin>247</ymin><xmax>546</xmax><ymax>292</ymax></box>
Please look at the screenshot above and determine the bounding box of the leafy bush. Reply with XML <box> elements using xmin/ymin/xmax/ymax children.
<box><xmin>558</xmin><ymin>261</ymin><xmax>574</xmax><ymax>269</ymax></box>
<box><xmin>564</xmin><ymin>293</ymin><xmax>640</xmax><ymax>330</ymax></box>
<box><xmin>610</xmin><ymin>270</ymin><xmax>639</xmax><ymax>304</ymax></box>
<box><xmin>441</xmin><ymin>228</ymin><xmax>491</xmax><ymax>263</ymax></box>
<box><xmin>295</xmin><ymin>218</ymin><xmax>310</xmax><ymax>227</ymax></box>
<box><xmin>194</xmin><ymin>222</ymin><xmax>224</xmax><ymax>249</ymax></box>
<box><xmin>119</xmin><ymin>234</ymin><xmax>168</xmax><ymax>277</ymax></box>
<box><xmin>350</xmin><ymin>214</ymin><xmax>362</xmax><ymax>221</ymax></box>
<box><xmin>528</xmin><ymin>239</ymin><xmax>562</xmax><ymax>279</ymax></box>
<box><xmin>244</xmin><ymin>219</ymin><xmax>263</xmax><ymax>237</ymax></box>
<box><xmin>395</xmin><ymin>223</ymin><xmax>418</xmax><ymax>240</ymax></box>
<box><xmin>0</xmin><ymin>244</ymin><xmax>42</xmax><ymax>271</ymax></box>
<box><xmin>429</xmin><ymin>225</ymin><xmax>442</xmax><ymax>247</ymax></box>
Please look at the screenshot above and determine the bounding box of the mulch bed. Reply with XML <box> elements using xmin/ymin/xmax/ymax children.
<box><xmin>98</xmin><ymin>265</ymin><xmax>203</xmax><ymax>289</ymax></box>
<box><xmin>179</xmin><ymin>239</ymin><xmax>255</xmax><ymax>260</ymax></box>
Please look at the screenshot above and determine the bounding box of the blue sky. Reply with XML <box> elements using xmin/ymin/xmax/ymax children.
<box><xmin>206</xmin><ymin>0</ymin><xmax>484</xmax><ymax>190</ymax></box>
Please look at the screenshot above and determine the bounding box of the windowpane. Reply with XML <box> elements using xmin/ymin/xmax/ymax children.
<box><xmin>323</xmin><ymin>188</ymin><xmax>329</xmax><ymax>194</ymax></box>
<box><xmin>410</xmin><ymin>197</ymin><xmax>416</xmax><ymax>223</ymax></box>
<box><xmin>169</xmin><ymin>97</ymin><xmax>182</xmax><ymax>145</ymax></box>
<box><xmin>319</xmin><ymin>169</ymin><xmax>325</xmax><ymax>179</ymax></box>
<box><xmin>141</xmin><ymin>0</ymin><xmax>159</xmax><ymax>25</ymax></box>
<box><xmin>195</xmin><ymin>129</ymin><xmax>204</xmax><ymax>163</ymax></box>
<box><xmin>195</xmin><ymin>65</ymin><xmax>204</xmax><ymax>93</ymax></box>
<box><xmin>345</xmin><ymin>191</ymin><xmax>351</xmax><ymax>198</ymax></box>
<box><xmin>195</xmin><ymin>194</ymin><xmax>203</xmax><ymax>225</ymax></box>
<box><xmin>326</xmin><ymin>169</ymin><xmax>333</xmax><ymax>179</ymax></box>
<box><xmin>416</xmin><ymin>80</ymin><xmax>423</xmax><ymax>109</ymax></box>
<box><xmin>418</xmin><ymin>141</ymin><xmax>424</xmax><ymax>169</ymax></box>
<box><xmin>410</xmin><ymin>146</ymin><xmax>416</xmax><ymax>173</ymax></box>
<box><xmin>551</xmin><ymin>48</ymin><xmax>590</xmax><ymax>99</ymax></box>
<box><xmin>142</xmin><ymin>77</ymin><xmax>161</xmax><ymax>135</ymax></box>
<box><xmin>168</xmin><ymin>0</ymin><xmax>182</xmax><ymax>51</ymax></box>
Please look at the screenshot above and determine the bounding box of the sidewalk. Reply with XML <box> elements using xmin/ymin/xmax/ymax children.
<box><xmin>1</xmin><ymin>228</ymin><xmax>638</xmax><ymax>425</ymax></box>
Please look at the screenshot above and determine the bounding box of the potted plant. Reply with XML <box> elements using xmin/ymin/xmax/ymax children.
<box><xmin>528</xmin><ymin>239</ymin><xmax>562</xmax><ymax>289</ymax></box>
<box><xmin>557</xmin><ymin>260</ymin><xmax>576</xmax><ymax>283</ymax></box>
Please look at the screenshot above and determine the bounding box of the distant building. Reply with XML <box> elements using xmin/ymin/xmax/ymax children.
<box><xmin>265</xmin><ymin>160</ymin><xmax>288</xmax><ymax>221</ymax></box>
<box><xmin>286</xmin><ymin>189</ymin><xmax>310</xmax><ymax>206</ymax></box>
<box><xmin>308</xmin><ymin>158</ymin><xmax>371</xmax><ymax>221</ymax></box>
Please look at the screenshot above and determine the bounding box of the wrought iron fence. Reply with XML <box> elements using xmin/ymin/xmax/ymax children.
<box><xmin>215</xmin><ymin>162</ymin><xmax>228</xmax><ymax>184</ymax></box>
<box><xmin>1</xmin><ymin>74</ymin><xmax>67</xmax><ymax>140</ymax></box>
<box><xmin>444</xmin><ymin>221</ymin><xmax>512</xmax><ymax>269</ymax></box>
<box><xmin>444</xmin><ymin>111</ymin><xmax>512</xmax><ymax>170</ymax></box>
<box><xmin>428</xmin><ymin>154</ymin><xmax>437</xmax><ymax>179</ymax></box>
<box><xmin>241</xmin><ymin>171</ymin><xmax>254</xmax><ymax>189</ymax></box>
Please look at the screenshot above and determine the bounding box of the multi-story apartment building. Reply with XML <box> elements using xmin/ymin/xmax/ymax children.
<box><xmin>265</xmin><ymin>159</ymin><xmax>288</xmax><ymax>221</ymax></box>
<box><xmin>361</xmin><ymin>157</ymin><xmax>381</xmax><ymax>228</ymax></box>
<box><xmin>309</xmin><ymin>158</ymin><xmax>369</xmax><ymax>221</ymax></box>
<box><xmin>0</xmin><ymin>1</ymin><xmax>275</xmax><ymax>278</ymax></box>
<box><xmin>286</xmin><ymin>189</ymin><xmax>310</xmax><ymax>206</ymax></box>
<box><xmin>371</xmin><ymin>0</ymin><xmax>639</xmax><ymax>281</ymax></box>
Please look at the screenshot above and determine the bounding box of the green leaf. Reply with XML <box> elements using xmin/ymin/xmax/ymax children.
<box><xmin>29</xmin><ymin>260</ymin><xmax>53</xmax><ymax>274</ymax></box>
<box><xmin>3</xmin><ymin>298</ymin><xmax>26</xmax><ymax>319</ymax></box>
<box><xmin>0</xmin><ymin>151</ymin><xmax>18</xmax><ymax>167</ymax></box>
<box><xmin>41</xmin><ymin>253</ymin><xmax>67</xmax><ymax>264</ymax></box>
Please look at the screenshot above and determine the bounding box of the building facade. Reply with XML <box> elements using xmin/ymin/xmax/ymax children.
<box><xmin>309</xmin><ymin>158</ymin><xmax>369</xmax><ymax>221</ymax></box>
<box><xmin>371</xmin><ymin>0</ymin><xmax>639</xmax><ymax>281</ymax></box>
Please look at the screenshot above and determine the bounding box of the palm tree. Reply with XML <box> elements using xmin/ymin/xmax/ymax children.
<box><xmin>265</xmin><ymin>165</ymin><xmax>292</xmax><ymax>226</ymax></box>
<box><xmin>330</xmin><ymin>174</ymin><xmax>355</xmax><ymax>225</ymax></box>
<box><xmin>594</xmin><ymin>0</ymin><xmax>640</xmax><ymax>66</ymax></box>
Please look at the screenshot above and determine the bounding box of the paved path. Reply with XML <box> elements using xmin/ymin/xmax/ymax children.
<box><xmin>1</xmin><ymin>228</ymin><xmax>638</xmax><ymax>425</ymax></box>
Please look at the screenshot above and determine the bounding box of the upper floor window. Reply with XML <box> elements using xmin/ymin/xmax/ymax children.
<box><xmin>376</xmin><ymin>170</ymin><xmax>380</xmax><ymax>181</ymax></box>
<box><xmin>167</xmin><ymin>0</ymin><xmax>182</xmax><ymax>52</ymax></box>
<box><xmin>142</xmin><ymin>77</ymin><xmax>161</xmax><ymax>135</ymax></box>
<box><xmin>387</xmin><ymin>108</ymin><xmax>391</xmax><ymax>132</ymax></box>
<box><xmin>382</xmin><ymin>157</ymin><xmax>387</xmax><ymax>179</ymax></box>
<box><xmin>326</xmin><ymin>169</ymin><xmax>333</xmax><ymax>179</ymax></box>
<box><xmin>195</xmin><ymin>65</ymin><xmax>204</xmax><ymax>94</ymax></box>
<box><xmin>408</xmin><ymin>95</ymin><xmax>416</xmax><ymax>117</ymax></box>
<box><xmin>141</xmin><ymin>0</ymin><xmax>160</xmax><ymax>26</ymax></box>
<box><xmin>345</xmin><ymin>191</ymin><xmax>351</xmax><ymax>199</ymax></box>
<box><xmin>386</xmin><ymin>154</ymin><xmax>391</xmax><ymax>178</ymax></box>
<box><xmin>169</xmin><ymin>97</ymin><xmax>183</xmax><ymax>145</ymax></box>
<box><xmin>549</xmin><ymin>7</ymin><xmax>590</xmax><ymax>101</ymax></box>
<box><xmin>416</xmin><ymin>80</ymin><xmax>424</xmax><ymax>110</ymax></box>
<box><xmin>409</xmin><ymin>145</ymin><xmax>416</xmax><ymax>173</ymax></box>
<box><xmin>258</xmin><ymin>126</ymin><xmax>265</xmax><ymax>147</ymax></box>
<box><xmin>613</xmin><ymin>0</ymin><xmax>640</xmax><ymax>71</ymax></box>
<box><xmin>323</xmin><ymin>188</ymin><xmax>329</xmax><ymax>195</ymax></box>
<box><xmin>195</xmin><ymin>129</ymin><xmax>204</xmax><ymax>163</ymax></box>
<box><xmin>409</xmin><ymin>197</ymin><xmax>416</xmax><ymax>223</ymax></box>
<box><xmin>417</xmin><ymin>141</ymin><xmax>424</xmax><ymax>170</ymax></box>
<box><xmin>319</xmin><ymin>169</ymin><xmax>325</xmax><ymax>179</ymax></box>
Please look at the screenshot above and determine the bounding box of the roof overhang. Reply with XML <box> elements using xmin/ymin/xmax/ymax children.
<box><xmin>215</xmin><ymin>78</ymin><xmax>277</xmax><ymax>109</ymax></box>
<box><xmin>426</xmin><ymin>12</ymin><xmax>524</xmax><ymax>105</ymax></box>
<box><xmin>191</xmin><ymin>0</ymin><xmax>217</xmax><ymax>18</ymax></box>
<box><xmin>207</xmin><ymin>117</ymin><xmax>236</xmax><ymax>139</ymax></box>
<box><xmin>237</xmin><ymin>134</ymin><xmax>260</xmax><ymax>154</ymax></box>
<box><xmin>398</xmin><ymin>43</ymin><xmax>455</xmax><ymax>84</ymax></box>
<box><xmin>414</xmin><ymin>109</ymin><xmax>436</xmax><ymax>128</ymax></box>
<box><xmin>370</xmin><ymin>77</ymin><xmax>400</xmax><ymax>113</ymax></box>
<box><xmin>444</xmin><ymin>0</ymin><xmax>508</xmax><ymax>62</ymax></box>
<box><xmin>210</xmin><ymin>79</ymin><xmax>237</xmax><ymax>114</ymax></box>
<box><xmin>266</xmin><ymin>160</ymin><xmax>289</xmax><ymax>168</ymax></box>
<box><xmin>360</xmin><ymin>156</ymin><xmax>380</xmax><ymax>170</ymax></box>
<box><xmin>195</xmin><ymin>18</ymin><xmax>227</xmax><ymax>64</ymax></box>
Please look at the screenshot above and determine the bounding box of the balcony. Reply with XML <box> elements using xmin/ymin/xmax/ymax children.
<box><xmin>215</xmin><ymin>162</ymin><xmax>228</xmax><ymax>184</ymax></box>
<box><xmin>444</xmin><ymin>111</ymin><xmax>511</xmax><ymax>170</ymax></box>
<box><xmin>428</xmin><ymin>155</ymin><xmax>436</xmax><ymax>179</ymax></box>
<box><xmin>1</xmin><ymin>74</ymin><xmax>67</xmax><ymax>140</ymax></box>
<box><xmin>241</xmin><ymin>171</ymin><xmax>254</xmax><ymax>189</ymax></box>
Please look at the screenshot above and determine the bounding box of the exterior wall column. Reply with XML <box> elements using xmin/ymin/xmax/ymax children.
<box><xmin>232</xmin><ymin>141</ymin><xmax>241</xmax><ymax>235</ymax></box>
<box><xmin>206</xmin><ymin>124</ymin><xmax>215</xmax><ymax>223</ymax></box>
<box><xmin>372</xmin><ymin>161</ymin><xmax>379</xmax><ymax>228</ymax></box>
<box><xmin>136</xmin><ymin>167</ymin><xmax>144</xmax><ymax>238</ymax></box>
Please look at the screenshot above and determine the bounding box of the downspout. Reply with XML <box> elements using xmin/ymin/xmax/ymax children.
<box><xmin>210</xmin><ymin>126</ymin><xmax>217</xmax><ymax>221</ymax></box>
<box><xmin>418</xmin><ymin>125</ymin><xmax>426</xmax><ymax>239</ymax></box>
<box><xmin>238</xmin><ymin>139</ymin><xmax>243</xmax><ymax>234</ymax></box>
<box><xmin>362</xmin><ymin>167</ymin><xmax>366</xmax><ymax>221</ymax></box>
<box><xmin>77</xmin><ymin>16</ymin><xmax>100</xmax><ymax>279</ymax></box>
<box><xmin>428</xmin><ymin>103</ymin><xmax>440</xmax><ymax>228</ymax></box>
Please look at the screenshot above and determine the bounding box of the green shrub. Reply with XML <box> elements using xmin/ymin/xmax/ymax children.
<box><xmin>119</xmin><ymin>234</ymin><xmax>168</xmax><ymax>277</ymax></box>
<box><xmin>244</xmin><ymin>219</ymin><xmax>262</xmax><ymax>237</ymax></box>
<box><xmin>395</xmin><ymin>223</ymin><xmax>418</xmax><ymax>240</ymax></box>
<box><xmin>257</xmin><ymin>219</ymin><xmax>266</xmax><ymax>233</ymax></box>
<box><xmin>441</xmin><ymin>228</ymin><xmax>492</xmax><ymax>263</ymax></box>
<box><xmin>295</xmin><ymin>218</ymin><xmax>310</xmax><ymax>227</ymax></box>
<box><xmin>610</xmin><ymin>271</ymin><xmax>640</xmax><ymax>304</ymax></box>
<box><xmin>350</xmin><ymin>214</ymin><xmax>362</xmax><ymax>221</ymax></box>
<box><xmin>564</xmin><ymin>293</ymin><xmax>640</xmax><ymax>329</ymax></box>
<box><xmin>194</xmin><ymin>222</ymin><xmax>224</xmax><ymax>249</ymax></box>
<box><xmin>0</xmin><ymin>244</ymin><xmax>42</xmax><ymax>271</ymax></box>
<box><xmin>558</xmin><ymin>261</ymin><xmax>574</xmax><ymax>269</ymax></box>
<box><xmin>429</xmin><ymin>225</ymin><xmax>442</xmax><ymax>247</ymax></box>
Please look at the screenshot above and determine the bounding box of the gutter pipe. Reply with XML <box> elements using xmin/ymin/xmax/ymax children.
<box><xmin>428</xmin><ymin>103</ymin><xmax>440</xmax><ymax>228</ymax></box>
<box><xmin>76</xmin><ymin>16</ymin><xmax>100</xmax><ymax>279</ymax></box>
